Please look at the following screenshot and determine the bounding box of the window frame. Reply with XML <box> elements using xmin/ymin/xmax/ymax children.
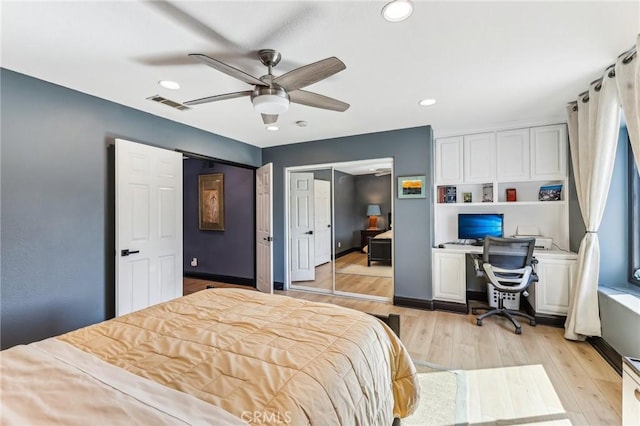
<box><xmin>629</xmin><ymin>142</ymin><xmax>640</xmax><ymax>287</ymax></box>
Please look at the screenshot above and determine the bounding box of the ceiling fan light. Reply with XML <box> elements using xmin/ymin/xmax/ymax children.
<box><xmin>252</xmin><ymin>94</ymin><xmax>290</xmax><ymax>115</ymax></box>
<box><xmin>382</xmin><ymin>0</ymin><xmax>414</xmax><ymax>22</ymax></box>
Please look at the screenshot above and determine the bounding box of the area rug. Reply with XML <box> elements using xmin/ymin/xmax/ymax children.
<box><xmin>403</xmin><ymin>360</ymin><xmax>466</xmax><ymax>426</ymax></box>
<box><xmin>335</xmin><ymin>263</ymin><xmax>392</xmax><ymax>277</ymax></box>
<box><xmin>404</xmin><ymin>363</ymin><xmax>569</xmax><ymax>425</ymax></box>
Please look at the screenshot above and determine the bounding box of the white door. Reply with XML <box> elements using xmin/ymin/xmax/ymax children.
<box><xmin>435</xmin><ymin>137</ymin><xmax>464</xmax><ymax>184</ymax></box>
<box><xmin>314</xmin><ymin>179</ymin><xmax>331</xmax><ymax>266</ymax></box>
<box><xmin>256</xmin><ymin>163</ymin><xmax>273</xmax><ymax>294</ymax></box>
<box><xmin>115</xmin><ymin>139</ymin><xmax>183</xmax><ymax>317</ymax></box>
<box><xmin>290</xmin><ymin>172</ymin><xmax>315</xmax><ymax>281</ymax></box>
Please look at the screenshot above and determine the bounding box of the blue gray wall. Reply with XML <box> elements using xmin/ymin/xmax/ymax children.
<box><xmin>263</xmin><ymin>126</ymin><xmax>433</xmax><ymax>300</ymax></box>
<box><xmin>183</xmin><ymin>159</ymin><xmax>255</xmax><ymax>279</ymax></box>
<box><xmin>0</xmin><ymin>69</ymin><xmax>261</xmax><ymax>349</ymax></box>
<box><xmin>355</xmin><ymin>174</ymin><xmax>392</xmax><ymax>231</ymax></box>
<box><xmin>334</xmin><ymin>171</ymin><xmax>359</xmax><ymax>253</ymax></box>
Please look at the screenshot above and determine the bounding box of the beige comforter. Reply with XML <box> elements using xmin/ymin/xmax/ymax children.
<box><xmin>57</xmin><ymin>288</ymin><xmax>419</xmax><ymax>425</ymax></box>
<box><xmin>1</xmin><ymin>338</ymin><xmax>245</xmax><ymax>425</ymax></box>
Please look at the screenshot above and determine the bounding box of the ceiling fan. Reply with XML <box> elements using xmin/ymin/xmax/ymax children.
<box><xmin>184</xmin><ymin>49</ymin><xmax>350</xmax><ymax>125</ymax></box>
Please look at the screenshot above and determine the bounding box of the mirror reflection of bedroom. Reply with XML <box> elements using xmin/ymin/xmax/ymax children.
<box><xmin>287</xmin><ymin>158</ymin><xmax>393</xmax><ymax>301</ymax></box>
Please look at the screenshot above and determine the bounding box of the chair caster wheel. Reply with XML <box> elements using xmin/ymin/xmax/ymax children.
<box><xmin>476</xmin><ymin>319</ymin><xmax>483</xmax><ymax>326</ymax></box>
<box><xmin>530</xmin><ymin>320</ymin><xmax>537</xmax><ymax>326</ymax></box>
<box><xmin>515</xmin><ymin>328</ymin><xmax>522</xmax><ymax>335</ymax></box>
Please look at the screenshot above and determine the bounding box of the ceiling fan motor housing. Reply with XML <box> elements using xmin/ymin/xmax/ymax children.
<box><xmin>251</xmin><ymin>86</ymin><xmax>290</xmax><ymax>114</ymax></box>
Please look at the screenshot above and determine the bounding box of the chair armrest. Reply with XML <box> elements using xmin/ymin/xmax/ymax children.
<box><xmin>470</xmin><ymin>253</ymin><xmax>483</xmax><ymax>277</ymax></box>
<box><xmin>483</xmin><ymin>264</ymin><xmax>533</xmax><ymax>292</ymax></box>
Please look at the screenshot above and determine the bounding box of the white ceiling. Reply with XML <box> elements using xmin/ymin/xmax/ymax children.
<box><xmin>1</xmin><ymin>1</ymin><xmax>638</xmax><ymax>148</ymax></box>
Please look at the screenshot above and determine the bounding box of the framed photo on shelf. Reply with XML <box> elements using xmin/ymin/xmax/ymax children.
<box><xmin>398</xmin><ymin>176</ymin><xmax>426</xmax><ymax>199</ymax></box>
<box><xmin>506</xmin><ymin>188</ymin><xmax>517</xmax><ymax>202</ymax></box>
<box><xmin>198</xmin><ymin>173</ymin><xmax>225</xmax><ymax>230</ymax></box>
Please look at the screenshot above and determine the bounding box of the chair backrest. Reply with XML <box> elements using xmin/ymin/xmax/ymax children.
<box><xmin>482</xmin><ymin>236</ymin><xmax>535</xmax><ymax>269</ymax></box>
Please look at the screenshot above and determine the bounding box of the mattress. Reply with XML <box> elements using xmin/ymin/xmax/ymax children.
<box><xmin>3</xmin><ymin>288</ymin><xmax>419</xmax><ymax>425</ymax></box>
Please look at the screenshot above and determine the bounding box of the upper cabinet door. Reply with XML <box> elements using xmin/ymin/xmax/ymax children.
<box><xmin>463</xmin><ymin>133</ymin><xmax>495</xmax><ymax>183</ymax></box>
<box><xmin>530</xmin><ymin>125</ymin><xmax>567</xmax><ymax>180</ymax></box>
<box><xmin>496</xmin><ymin>128</ymin><xmax>530</xmax><ymax>181</ymax></box>
<box><xmin>435</xmin><ymin>136</ymin><xmax>464</xmax><ymax>184</ymax></box>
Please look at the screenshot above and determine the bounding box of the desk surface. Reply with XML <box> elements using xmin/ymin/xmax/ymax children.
<box><xmin>433</xmin><ymin>244</ymin><xmax>577</xmax><ymax>259</ymax></box>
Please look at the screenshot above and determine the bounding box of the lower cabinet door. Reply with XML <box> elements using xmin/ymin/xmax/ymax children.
<box><xmin>535</xmin><ymin>258</ymin><xmax>575</xmax><ymax>315</ymax></box>
<box><xmin>432</xmin><ymin>252</ymin><xmax>466</xmax><ymax>303</ymax></box>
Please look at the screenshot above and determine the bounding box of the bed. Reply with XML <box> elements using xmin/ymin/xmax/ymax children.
<box><xmin>1</xmin><ymin>288</ymin><xmax>419</xmax><ymax>425</ymax></box>
<box><xmin>367</xmin><ymin>229</ymin><xmax>393</xmax><ymax>266</ymax></box>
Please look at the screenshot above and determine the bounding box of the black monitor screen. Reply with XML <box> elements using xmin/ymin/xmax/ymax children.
<box><xmin>458</xmin><ymin>213</ymin><xmax>504</xmax><ymax>241</ymax></box>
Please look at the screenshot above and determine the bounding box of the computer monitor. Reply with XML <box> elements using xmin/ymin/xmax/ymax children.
<box><xmin>458</xmin><ymin>213</ymin><xmax>504</xmax><ymax>242</ymax></box>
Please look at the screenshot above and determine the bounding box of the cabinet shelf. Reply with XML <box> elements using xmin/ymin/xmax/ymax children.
<box><xmin>436</xmin><ymin>200</ymin><xmax>566</xmax><ymax>207</ymax></box>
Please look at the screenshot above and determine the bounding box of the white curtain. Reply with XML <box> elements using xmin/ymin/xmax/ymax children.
<box><xmin>616</xmin><ymin>34</ymin><xmax>639</xmax><ymax>170</ymax></box>
<box><xmin>564</xmin><ymin>69</ymin><xmax>621</xmax><ymax>341</ymax></box>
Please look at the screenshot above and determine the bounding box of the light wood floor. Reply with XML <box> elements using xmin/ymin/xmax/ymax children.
<box><xmin>183</xmin><ymin>278</ymin><xmax>621</xmax><ymax>425</ymax></box>
<box><xmin>290</xmin><ymin>251</ymin><xmax>393</xmax><ymax>298</ymax></box>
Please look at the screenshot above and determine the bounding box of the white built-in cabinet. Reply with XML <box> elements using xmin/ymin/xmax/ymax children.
<box><xmin>622</xmin><ymin>359</ymin><xmax>640</xmax><ymax>426</ymax></box>
<box><xmin>530</xmin><ymin>125</ymin><xmax>567</xmax><ymax>180</ymax></box>
<box><xmin>496</xmin><ymin>128</ymin><xmax>530</xmax><ymax>181</ymax></box>
<box><xmin>432</xmin><ymin>123</ymin><xmax>576</xmax><ymax>315</ymax></box>
<box><xmin>433</xmin><ymin>123</ymin><xmax>570</xmax><ymax>249</ymax></box>
<box><xmin>432</xmin><ymin>251</ymin><xmax>467</xmax><ymax>303</ymax></box>
<box><xmin>528</xmin><ymin>253</ymin><xmax>576</xmax><ymax>315</ymax></box>
<box><xmin>464</xmin><ymin>133</ymin><xmax>496</xmax><ymax>183</ymax></box>
<box><xmin>435</xmin><ymin>136</ymin><xmax>464</xmax><ymax>184</ymax></box>
<box><xmin>431</xmin><ymin>248</ymin><xmax>577</xmax><ymax>315</ymax></box>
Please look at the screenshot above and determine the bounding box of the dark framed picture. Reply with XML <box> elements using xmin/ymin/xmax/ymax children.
<box><xmin>199</xmin><ymin>173</ymin><xmax>225</xmax><ymax>230</ymax></box>
<box><xmin>397</xmin><ymin>176</ymin><xmax>426</xmax><ymax>199</ymax></box>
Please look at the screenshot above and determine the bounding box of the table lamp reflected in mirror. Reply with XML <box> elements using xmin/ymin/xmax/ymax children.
<box><xmin>366</xmin><ymin>204</ymin><xmax>382</xmax><ymax>229</ymax></box>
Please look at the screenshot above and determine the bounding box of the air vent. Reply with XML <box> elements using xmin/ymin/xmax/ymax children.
<box><xmin>146</xmin><ymin>95</ymin><xmax>191</xmax><ymax>111</ymax></box>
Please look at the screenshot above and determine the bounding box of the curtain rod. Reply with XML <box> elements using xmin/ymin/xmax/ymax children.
<box><xmin>575</xmin><ymin>43</ymin><xmax>637</xmax><ymax>104</ymax></box>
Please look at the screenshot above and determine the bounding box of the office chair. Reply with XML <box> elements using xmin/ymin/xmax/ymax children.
<box><xmin>471</xmin><ymin>237</ymin><xmax>538</xmax><ymax>334</ymax></box>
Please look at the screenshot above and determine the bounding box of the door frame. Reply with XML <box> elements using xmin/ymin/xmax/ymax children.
<box><xmin>284</xmin><ymin>159</ymin><xmax>394</xmax><ymax>302</ymax></box>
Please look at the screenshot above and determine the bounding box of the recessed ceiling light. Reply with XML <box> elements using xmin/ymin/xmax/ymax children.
<box><xmin>382</xmin><ymin>0</ymin><xmax>414</xmax><ymax>22</ymax></box>
<box><xmin>158</xmin><ymin>80</ymin><xmax>181</xmax><ymax>90</ymax></box>
<box><xmin>266</xmin><ymin>125</ymin><xmax>279</xmax><ymax>131</ymax></box>
<box><xmin>419</xmin><ymin>98</ymin><xmax>437</xmax><ymax>106</ymax></box>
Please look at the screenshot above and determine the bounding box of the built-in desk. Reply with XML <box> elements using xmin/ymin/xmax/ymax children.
<box><xmin>432</xmin><ymin>245</ymin><xmax>577</xmax><ymax>318</ymax></box>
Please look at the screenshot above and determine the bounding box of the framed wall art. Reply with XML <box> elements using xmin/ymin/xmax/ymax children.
<box><xmin>199</xmin><ymin>173</ymin><xmax>225</xmax><ymax>230</ymax></box>
<box><xmin>397</xmin><ymin>175</ymin><xmax>426</xmax><ymax>199</ymax></box>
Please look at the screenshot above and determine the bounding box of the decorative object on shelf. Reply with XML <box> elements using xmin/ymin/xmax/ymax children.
<box><xmin>366</xmin><ymin>204</ymin><xmax>382</xmax><ymax>229</ymax></box>
<box><xmin>398</xmin><ymin>175</ymin><xmax>426</xmax><ymax>199</ymax></box>
<box><xmin>482</xmin><ymin>183</ymin><xmax>493</xmax><ymax>202</ymax></box>
<box><xmin>463</xmin><ymin>192</ymin><xmax>472</xmax><ymax>203</ymax></box>
<box><xmin>199</xmin><ymin>173</ymin><xmax>225</xmax><ymax>230</ymax></box>
<box><xmin>506</xmin><ymin>188</ymin><xmax>517</xmax><ymax>202</ymax></box>
<box><xmin>538</xmin><ymin>184</ymin><xmax>562</xmax><ymax>201</ymax></box>
<box><xmin>445</xmin><ymin>186</ymin><xmax>457</xmax><ymax>203</ymax></box>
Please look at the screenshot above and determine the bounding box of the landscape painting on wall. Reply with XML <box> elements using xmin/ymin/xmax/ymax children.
<box><xmin>199</xmin><ymin>173</ymin><xmax>225</xmax><ymax>230</ymax></box>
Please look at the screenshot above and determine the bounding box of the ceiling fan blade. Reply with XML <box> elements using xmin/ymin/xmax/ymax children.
<box><xmin>189</xmin><ymin>53</ymin><xmax>268</xmax><ymax>87</ymax></box>
<box><xmin>273</xmin><ymin>57</ymin><xmax>346</xmax><ymax>91</ymax></box>
<box><xmin>289</xmin><ymin>90</ymin><xmax>350</xmax><ymax>112</ymax></box>
<box><xmin>184</xmin><ymin>90</ymin><xmax>252</xmax><ymax>106</ymax></box>
<box><xmin>262</xmin><ymin>114</ymin><xmax>278</xmax><ymax>125</ymax></box>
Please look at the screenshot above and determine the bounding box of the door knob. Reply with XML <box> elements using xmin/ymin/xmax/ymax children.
<box><xmin>305</xmin><ymin>230</ymin><xmax>314</xmax><ymax>235</ymax></box>
<box><xmin>121</xmin><ymin>249</ymin><xmax>140</xmax><ymax>257</ymax></box>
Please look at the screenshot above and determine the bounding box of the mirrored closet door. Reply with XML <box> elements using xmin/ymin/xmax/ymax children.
<box><xmin>286</xmin><ymin>159</ymin><xmax>394</xmax><ymax>302</ymax></box>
